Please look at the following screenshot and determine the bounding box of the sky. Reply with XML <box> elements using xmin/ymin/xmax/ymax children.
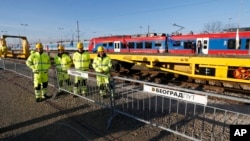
<box><xmin>0</xmin><ymin>0</ymin><xmax>249</xmax><ymax>44</ymax></box>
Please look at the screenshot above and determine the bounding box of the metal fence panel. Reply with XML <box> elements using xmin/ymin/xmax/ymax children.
<box><xmin>110</xmin><ymin>76</ymin><xmax>250</xmax><ymax>141</ymax></box>
<box><xmin>53</xmin><ymin>68</ymin><xmax>113</xmax><ymax>108</ymax></box>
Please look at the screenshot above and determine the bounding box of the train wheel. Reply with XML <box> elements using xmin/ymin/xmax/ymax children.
<box><xmin>112</xmin><ymin>61</ymin><xmax>121</xmax><ymax>72</ymax></box>
<box><xmin>233</xmin><ymin>67</ymin><xmax>249</xmax><ymax>79</ymax></box>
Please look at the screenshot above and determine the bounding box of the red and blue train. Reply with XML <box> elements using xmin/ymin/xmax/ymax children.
<box><xmin>88</xmin><ymin>30</ymin><xmax>250</xmax><ymax>55</ymax></box>
<box><xmin>31</xmin><ymin>30</ymin><xmax>250</xmax><ymax>55</ymax></box>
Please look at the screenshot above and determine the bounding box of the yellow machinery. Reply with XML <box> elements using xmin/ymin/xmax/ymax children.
<box><xmin>0</xmin><ymin>35</ymin><xmax>30</xmax><ymax>59</ymax></box>
<box><xmin>89</xmin><ymin>53</ymin><xmax>250</xmax><ymax>90</ymax></box>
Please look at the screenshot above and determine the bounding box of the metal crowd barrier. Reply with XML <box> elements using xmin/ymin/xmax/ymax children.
<box><xmin>1</xmin><ymin>58</ymin><xmax>250</xmax><ymax>141</ymax></box>
<box><xmin>109</xmin><ymin>77</ymin><xmax>250</xmax><ymax>141</ymax></box>
<box><xmin>53</xmin><ymin>68</ymin><xmax>114</xmax><ymax>108</ymax></box>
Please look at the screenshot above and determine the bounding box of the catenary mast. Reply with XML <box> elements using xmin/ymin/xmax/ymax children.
<box><xmin>76</xmin><ymin>20</ymin><xmax>80</xmax><ymax>42</ymax></box>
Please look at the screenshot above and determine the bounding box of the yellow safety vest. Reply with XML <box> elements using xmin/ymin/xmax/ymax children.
<box><xmin>92</xmin><ymin>55</ymin><xmax>112</xmax><ymax>73</ymax></box>
<box><xmin>54</xmin><ymin>53</ymin><xmax>72</xmax><ymax>71</ymax></box>
<box><xmin>73</xmin><ymin>51</ymin><xmax>90</xmax><ymax>70</ymax></box>
<box><xmin>26</xmin><ymin>52</ymin><xmax>51</xmax><ymax>72</ymax></box>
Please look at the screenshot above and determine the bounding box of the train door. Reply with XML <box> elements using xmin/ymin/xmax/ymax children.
<box><xmin>114</xmin><ymin>41</ymin><xmax>121</xmax><ymax>52</ymax></box>
<box><xmin>196</xmin><ymin>38</ymin><xmax>209</xmax><ymax>54</ymax></box>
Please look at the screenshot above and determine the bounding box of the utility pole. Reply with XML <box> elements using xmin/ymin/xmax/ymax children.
<box><xmin>147</xmin><ymin>25</ymin><xmax>150</xmax><ymax>34</ymax></box>
<box><xmin>76</xmin><ymin>20</ymin><xmax>80</xmax><ymax>42</ymax></box>
<box><xmin>228</xmin><ymin>17</ymin><xmax>232</xmax><ymax>31</ymax></box>
<box><xmin>20</xmin><ymin>23</ymin><xmax>28</xmax><ymax>36</ymax></box>
<box><xmin>139</xmin><ymin>26</ymin><xmax>143</xmax><ymax>34</ymax></box>
<box><xmin>58</xmin><ymin>27</ymin><xmax>64</xmax><ymax>43</ymax></box>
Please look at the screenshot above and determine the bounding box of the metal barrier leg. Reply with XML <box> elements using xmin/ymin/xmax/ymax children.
<box><xmin>106</xmin><ymin>112</ymin><xmax>119</xmax><ymax>130</ymax></box>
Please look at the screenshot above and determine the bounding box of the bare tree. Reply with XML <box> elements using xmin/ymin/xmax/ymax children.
<box><xmin>202</xmin><ymin>21</ymin><xmax>224</xmax><ymax>33</ymax></box>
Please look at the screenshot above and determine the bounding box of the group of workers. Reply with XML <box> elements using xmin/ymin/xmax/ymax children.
<box><xmin>26</xmin><ymin>42</ymin><xmax>112</xmax><ymax>102</ymax></box>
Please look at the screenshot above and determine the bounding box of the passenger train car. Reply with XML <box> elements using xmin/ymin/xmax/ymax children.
<box><xmin>88</xmin><ymin>34</ymin><xmax>167</xmax><ymax>53</ymax></box>
<box><xmin>88</xmin><ymin>30</ymin><xmax>250</xmax><ymax>55</ymax></box>
<box><xmin>30</xmin><ymin>40</ymin><xmax>89</xmax><ymax>51</ymax></box>
<box><xmin>168</xmin><ymin>31</ymin><xmax>250</xmax><ymax>55</ymax></box>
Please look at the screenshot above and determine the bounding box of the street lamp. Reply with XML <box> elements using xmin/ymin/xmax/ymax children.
<box><xmin>20</xmin><ymin>23</ymin><xmax>28</xmax><ymax>35</ymax></box>
<box><xmin>58</xmin><ymin>27</ymin><xmax>64</xmax><ymax>43</ymax></box>
<box><xmin>139</xmin><ymin>26</ymin><xmax>143</xmax><ymax>34</ymax></box>
<box><xmin>228</xmin><ymin>18</ymin><xmax>232</xmax><ymax>31</ymax></box>
<box><xmin>1</xmin><ymin>30</ymin><xmax>8</xmax><ymax>35</ymax></box>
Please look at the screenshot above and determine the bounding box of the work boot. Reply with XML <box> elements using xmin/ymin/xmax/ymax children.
<box><xmin>81</xmin><ymin>90</ymin><xmax>86</xmax><ymax>96</ymax></box>
<box><xmin>100</xmin><ymin>90</ymin><xmax>107</xmax><ymax>98</ymax></box>
<box><xmin>36</xmin><ymin>98</ymin><xmax>43</xmax><ymax>103</ymax></box>
<box><xmin>44</xmin><ymin>94</ymin><xmax>51</xmax><ymax>99</ymax></box>
<box><xmin>102</xmin><ymin>95</ymin><xmax>108</xmax><ymax>99</ymax></box>
<box><xmin>73</xmin><ymin>87</ymin><xmax>78</xmax><ymax>97</ymax></box>
<box><xmin>73</xmin><ymin>87</ymin><xmax>78</xmax><ymax>94</ymax></box>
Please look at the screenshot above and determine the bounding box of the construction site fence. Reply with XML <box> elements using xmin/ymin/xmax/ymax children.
<box><xmin>0</xmin><ymin>58</ymin><xmax>250</xmax><ymax>141</ymax></box>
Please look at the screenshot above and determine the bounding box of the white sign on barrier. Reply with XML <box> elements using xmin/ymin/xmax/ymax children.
<box><xmin>143</xmin><ymin>85</ymin><xmax>207</xmax><ymax>105</ymax></box>
<box><xmin>67</xmin><ymin>69</ymin><xmax>88</xmax><ymax>79</ymax></box>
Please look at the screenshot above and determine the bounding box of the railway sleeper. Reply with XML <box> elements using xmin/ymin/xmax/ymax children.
<box><xmin>239</xmin><ymin>83</ymin><xmax>250</xmax><ymax>90</ymax></box>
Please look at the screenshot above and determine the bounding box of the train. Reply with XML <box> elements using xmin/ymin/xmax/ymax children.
<box><xmin>28</xmin><ymin>29</ymin><xmax>250</xmax><ymax>56</ymax></box>
<box><xmin>29</xmin><ymin>40</ymin><xmax>89</xmax><ymax>51</ymax></box>
<box><xmin>87</xmin><ymin>30</ymin><xmax>250</xmax><ymax>55</ymax></box>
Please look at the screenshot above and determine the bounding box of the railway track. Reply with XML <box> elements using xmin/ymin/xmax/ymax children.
<box><xmin>112</xmin><ymin>67</ymin><xmax>250</xmax><ymax>102</ymax></box>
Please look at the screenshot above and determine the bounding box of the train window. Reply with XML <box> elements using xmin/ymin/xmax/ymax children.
<box><xmin>102</xmin><ymin>43</ymin><xmax>107</xmax><ymax>47</ymax></box>
<box><xmin>136</xmin><ymin>42</ymin><xmax>143</xmax><ymax>49</ymax></box>
<box><xmin>246</xmin><ymin>39</ymin><xmax>250</xmax><ymax>49</ymax></box>
<box><xmin>155</xmin><ymin>42</ymin><xmax>161</xmax><ymax>47</ymax></box>
<box><xmin>116</xmin><ymin>43</ymin><xmax>120</xmax><ymax>49</ymax></box>
<box><xmin>227</xmin><ymin>39</ymin><xmax>241</xmax><ymax>49</ymax></box>
<box><xmin>128</xmin><ymin>42</ymin><xmax>134</xmax><ymax>48</ymax></box>
<box><xmin>108</xmin><ymin>42</ymin><xmax>113</xmax><ymax>46</ymax></box>
<box><xmin>183</xmin><ymin>41</ymin><xmax>192</xmax><ymax>49</ymax></box>
<box><xmin>145</xmin><ymin>42</ymin><xmax>152</xmax><ymax>49</ymax></box>
<box><xmin>121</xmin><ymin>43</ymin><xmax>126</xmax><ymax>48</ymax></box>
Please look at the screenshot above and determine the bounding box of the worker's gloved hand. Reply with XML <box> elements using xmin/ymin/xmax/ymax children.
<box><xmin>99</xmin><ymin>69</ymin><xmax>104</xmax><ymax>73</ymax></box>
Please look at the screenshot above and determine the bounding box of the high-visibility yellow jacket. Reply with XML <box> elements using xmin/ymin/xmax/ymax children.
<box><xmin>73</xmin><ymin>51</ymin><xmax>90</xmax><ymax>70</ymax></box>
<box><xmin>92</xmin><ymin>54</ymin><xmax>112</xmax><ymax>74</ymax></box>
<box><xmin>54</xmin><ymin>53</ymin><xmax>72</xmax><ymax>71</ymax></box>
<box><xmin>26</xmin><ymin>52</ymin><xmax>51</xmax><ymax>72</ymax></box>
<box><xmin>0</xmin><ymin>45</ymin><xmax>7</xmax><ymax>54</ymax></box>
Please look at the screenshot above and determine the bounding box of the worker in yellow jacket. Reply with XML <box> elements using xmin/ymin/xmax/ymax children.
<box><xmin>0</xmin><ymin>39</ymin><xmax>7</xmax><ymax>58</ymax></box>
<box><xmin>92</xmin><ymin>46</ymin><xmax>112</xmax><ymax>98</ymax></box>
<box><xmin>26</xmin><ymin>42</ymin><xmax>51</xmax><ymax>102</ymax></box>
<box><xmin>54</xmin><ymin>45</ymin><xmax>72</xmax><ymax>93</ymax></box>
<box><xmin>72</xmin><ymin>42</ymin><xmax>90</xmax><ymax>95</ymax></box>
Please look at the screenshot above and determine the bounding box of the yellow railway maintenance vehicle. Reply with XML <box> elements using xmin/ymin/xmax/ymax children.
<box><xmin>89</xmin><ymin>53</ymin><xmax>250</xmax><ymax>90</ymax></box>
<box><xmin>0</xmin><ymin>35</ymin><xmax>30</xmax><ymax>59</ymax></box>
